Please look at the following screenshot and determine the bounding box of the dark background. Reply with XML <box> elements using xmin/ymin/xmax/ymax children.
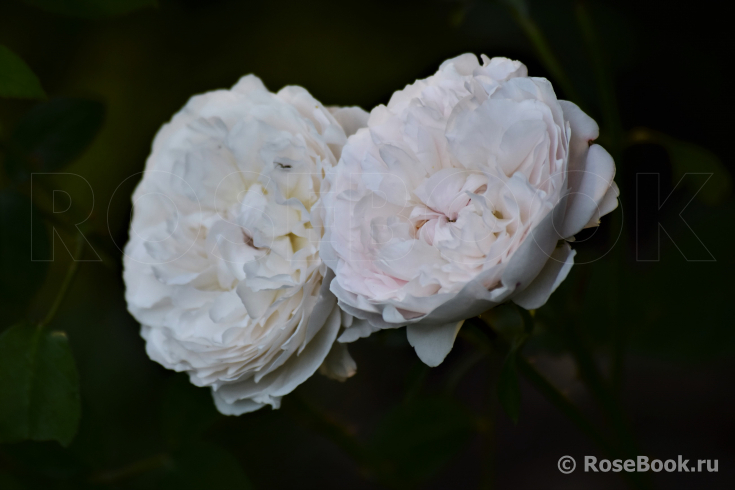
<box><xmin>0</xmin><ymin>0</ymin><xmax>733</xmax><ymax>489</ymax></box>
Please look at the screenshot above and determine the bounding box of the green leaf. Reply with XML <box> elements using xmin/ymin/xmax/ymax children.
<box><xmin>0</xmin><ymin>45</ymin><xmax>45</xmax><ymax>99</ymax></box>
<box><xmin>0</xmin><ymin>471</ymin><xmax>24</xmax><ymax>490</ymax></box>
<box><xmin>623</xmin><ymin>199</ymin><xmax>735</xmax><ymax>362</ymax></box>
<box><xmin>159</xmin><ymin>442</ymin><xmax>253</xmax><ymax>490</ymax></box>
<box><xmin>4</xmin><ymin>98</ymin><xmax>105</xmax><ymax>181</ymax></box>
<box><xmin>629</xmin><ymin>128</ymin><xmax>732</xmax><ymax>205</ymax></box>
<box><xmin>480</xmin><ymin>303</ymin><xmax>524</xmax><ymax>341</ymax></box>
<box><xmin>497</xmin><ymin>340</ymin><xmax>522</xmax><ymax>424</ymax></box>
<box><xmin>1</xmin><ymin>441</ymin><xmax>83</xmax><ymax>480</ymax></box>
<box><xmin>0</xmin><ymin>190</ymin><xmax>50</xmax><ymax>327</ymax></box>
<box><xmin>500</xmin><ymin>0</ymin><xmax>530</xmax><ymax>18</ymax></box>
<box><xmin>0</xmin><ymin>323</ymin><xmax>81</xmax><ymax>446</ymax></box>
<box><xmin>668</xmin><ymin>141</ymin><xmax>731</xmax><ymax>205</ymax></box>
<box><xmin>21</xmin><ymin>0</ymin><xmax>157</xmax><ymax>19</ymax></box>
<box><xmin>516</xmin><ymin>305</ymin><xmax>535</xmax><ymax>335</ymax></box>
<box><xmin>160</xmin><ymin>374</ymin><xmax>220</xmax><ymax>449</ymax></box>
<box><xmin>370</xmin><ymin>397</ymin><xmax>474</xmax><ymax>485</ymax></box>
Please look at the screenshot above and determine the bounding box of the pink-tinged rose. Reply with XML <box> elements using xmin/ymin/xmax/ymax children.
<box><xmin>321</xmin><ymin>54</ymin><xmax>618</xmax><ymax>366</ymax></box>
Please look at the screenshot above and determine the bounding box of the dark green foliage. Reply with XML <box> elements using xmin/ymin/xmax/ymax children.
<box><xmin>370</xmin><ymin>397</ymin><xmax>474</xmax><ymax>486</ymax></box>
<box><xmin>0</xmin><ymin>0</ymin><xmax>732</xmax><ymax>488</ymax></box>
<box><xmin>3</xmin><ymin>98</ymin><xmax>105</xmax><ymax>181</ymax></box>
<box><xmin>667</xmin><ymin>140</ymin><xmax>731</xmax><ymax>205</ymax></box>
<box><xmin>0</xmin><ymin>190</ymin><xmax>50</xmax><ymax>327</ymax></box>
<box><xmin>0</xmin><ymin>45</ymin><xmax>45</xmax><ymax>99</ymax></box>
<box><xmin>0</xmin><ymin>323</ymin><xmax>81</xmax><ymax>446</ymax></box>
<box><xmin>630</xmin><ymin>128</ymin><xmax>732</xmax><ymax>205</ymax></box>
<box><xmin>21</xmin><ymin>0</ymin><xmax>157</xmax><ymax>19</ymax></box>
<box><xmin>0</xmin><ymin>471</ymin><xmax>24</xmax><ymax>490</ymax></box>
<box><xmin>159</xmin><ymin>442</ymin><xmax>253</xmax><ymax>490</ymax></box>
<box><xmin>497</xmin><ymin>341</ymin><xmax>522</xmax><ymax>424</ymax></box>
<box><xmin>159</xmin><ymin>374</ymin><xmax>220</xmax><ymax>450</ymax></box>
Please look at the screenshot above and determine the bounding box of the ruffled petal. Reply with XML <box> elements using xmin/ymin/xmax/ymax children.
<box><xmin>513</xmin><ymin>242</ymin><xmax>576</xmax><ymax>310</ymax></box>
<box><xmin>124</xmin><ymin>74</ymin><xmax>366</xmax><ymax>415</ymax></box>
<box><xmin>560</xmin><ymin>144</ymin><xmax>616</xmax><ymax>238</ymax></box>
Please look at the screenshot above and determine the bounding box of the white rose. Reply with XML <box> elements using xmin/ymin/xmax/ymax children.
<box><xmin>321</xmin><ymin>54</ymin><xmax>619</xmax><ymax>366</ymax></box>
<box><xmin>123</xmin><ymin>75</ymin><xmax>368</xmax><ymax>414</ymax></box>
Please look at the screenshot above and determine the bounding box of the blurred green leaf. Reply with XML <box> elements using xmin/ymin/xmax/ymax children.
<box><xmin>4</xmin><ymin>98</ymin><xmax>105</xmax><ymax>181</ymax></box>
<box><xmin>160</xmin><ymin>374</ymin><xmax>220</xmax><ymax>449</ymax></box>
<box><xmin>668</xmin><ymin>141</ymin><xmax>731</xmax><ymax>205</ymax></box>
<box><xmin>0</xmin><ymin>323</ymin><xmax>81</xmax><ymax>446</ymax></box>
<box><xmin>0</xmin><ymin>190</ymin><xmax>50</xmax><ymax>326</ymax></box>
<box><xmin>480</xmin><ymin>303</ymin><xmax>524</xmax><ymax>341</ymax></box>
<box><xmin>403</xmin><ymin>360</ymin><xmax>429</xmax><ymax>403</ymax></box>
<box><xmin>159</xmin><ymin>441</ymin><xmax>252</xmax><ymax>490</ymax></box>
<box><xmin>499</xmin><ymin>0</ymin><xmax>529</xmax><ymax>18</ymax></box>
<box><xmin>0</xmin><ymin>471</ymin><xmax>24</xmax><ymax>490</ymax></box>
<box><xmin>448</xmin><ymin>3</ymin><xmax>466</xmax><ymax>27</ymax></box>
<box><xmin>21</xmin><ymin>0</ymin><xmax>157</xmax><ymax>19</ymax></box>
<box><xmin>517</xmin><ymin>305</ymin><xmax>535</xmax><ymax>335</ymax></box>
<box><xmin>0</xmin><ymin>45</ymin><xmax>45</xmax><ymax>99</ymax></box>
<box><xmin>497</xmin><ymin>340</ymin><xmax>522</xmax><ymax>424</ymax></box>
<box><xmin>629</xmin><ymin>127</ymin><xmax>732</xmax><ymax>205</ymax></box>
<box><xmin>370</xmin><ymin>397</ymin><xmax>474</xmax><ymax>485</ymax></box>
<box><xmin>626</xmin><ymin>199</ymin><xmax>735</xmax><ymax>362</ymax></box>
<box><xmin>1</xmin><ymin>440</ymin><xmax>83</xmax><ymax>481</ymax></box>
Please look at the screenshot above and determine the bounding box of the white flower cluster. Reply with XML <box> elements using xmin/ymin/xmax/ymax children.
<box><xmin>124</xmin><ymin>54</ymin><xmax>618</xmax><ymax>414</ymax></box>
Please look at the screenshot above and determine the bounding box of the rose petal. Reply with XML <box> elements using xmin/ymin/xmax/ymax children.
<box><xmin>212</xmin><ymin>392</ymin><xmax>268</xmax><ymax>415</ymax></box>
<box><xmin>328</xmin><ymin>106</ymin><xmax>370</xmax><ymax>138</ymax></box>
<box><xmin>406</xmin><ymin>321</ymin><xmax>464</xmax><ymax>367</ymax></box>
<box><xmin>560</xmin><ymin>144</ymin><xmax>616</xmax><ymax>238</ymax></box>
<box><xmin>513</xmin><ymin>242</ymin><xmax>576</xmax><ymax>310</ymax></box>
<box><xmin>318</xmin><ymin>342</ymin><xmax>357</xmax><ymax>381</ymax></box>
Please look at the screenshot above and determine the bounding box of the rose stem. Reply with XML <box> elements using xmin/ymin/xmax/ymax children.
<box><xmin>503</xmin><ymin>2</ymin><xmax>584</xmax><ymax>108</ymax></box>
<box><xmin>88</xmin><ymin>453</ymin><xmax>172</xmax><ymax>485</ymax></box>
<box><xmin>466</xmin><ymin>318</ymin><xmax>651</xmax><ymax>490</ymax></box>
<box><xmin>560</xmin><ymin>319</ymin><xmax>653</xmax><ymax>489</ymax></box>
<box><xmin>38</xmin><ymin>232</ymin><xmax>84</xmax><ymax>328</ymax></box>
<box><xmin>284</xmin><ymin>393</ymin><xmax>375</xmax><ymax>480</ymax></box>
<box><xmin>462</xmin><ymin>319</ymin><xmax>615</xmax><ymax>456</ymax></box>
